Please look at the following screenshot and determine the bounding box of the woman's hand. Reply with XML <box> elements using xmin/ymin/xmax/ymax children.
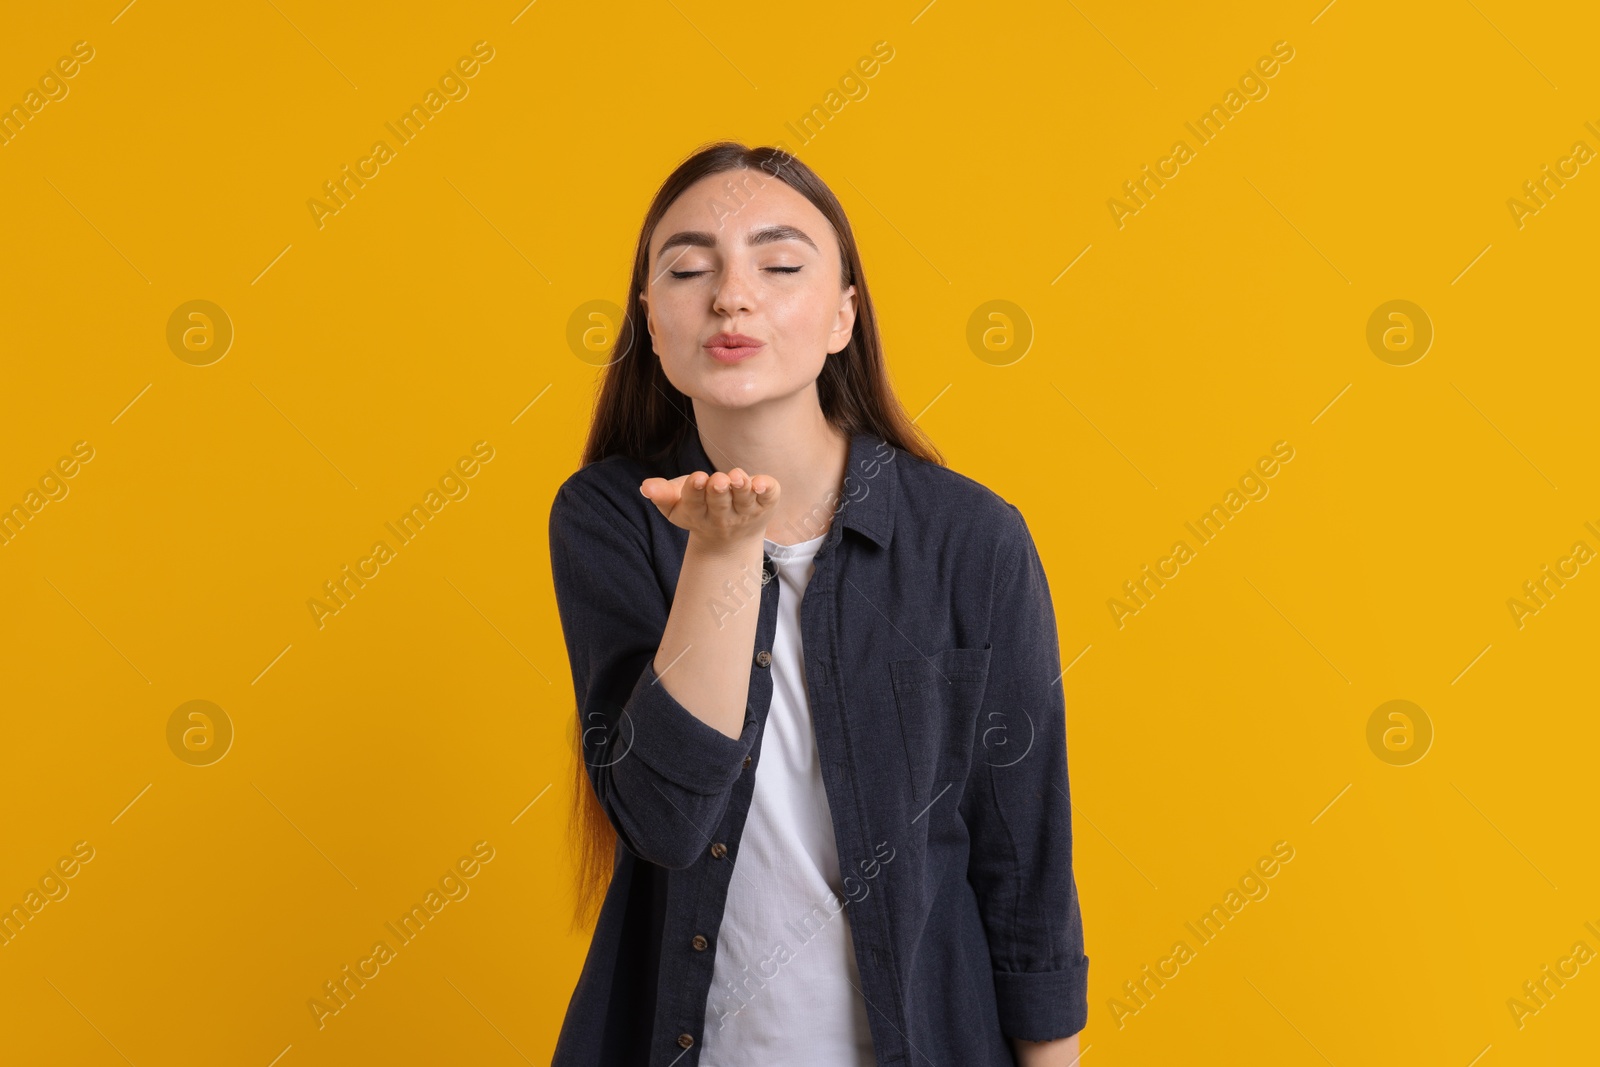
<box><xmin>640</xmin><ymin>468</ymin><xmax>780</xmax><ymax>552</ymax></box>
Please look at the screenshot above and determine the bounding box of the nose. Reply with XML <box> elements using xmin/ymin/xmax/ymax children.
<box><xmin>711</xmin><ymin>261</ymin><xmax>756</xmax><ymax>316</ymax></box>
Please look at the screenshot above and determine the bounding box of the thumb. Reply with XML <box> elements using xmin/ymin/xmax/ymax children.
<box><xmin>640</xmin><ymin>478</ymin><xmax>676</xmax><ymax>512</ymax></box>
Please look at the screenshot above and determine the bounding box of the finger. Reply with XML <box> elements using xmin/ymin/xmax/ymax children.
<box><xmin>639</xmin><ymin>478</ymin><xmax>664</xmax><ymax>517</ymax></box>
<box><xmin>727</xmin><ymin>467</ymin><xmax>757</xmax><ymax>517</ymax></box>
<box><xmin>703</xmin><ymin>470</ymin><xmax>734</xmax><ymax>519</ymax></box>
<box><xmin>661</xmin><ymin>473</ymin><xmax>689</xmax><ymax>512</ymax></box>
<box><xmin>683</xmin><ymin>470</ymin><xmax>711</xmax><ymax>522</ymax></box>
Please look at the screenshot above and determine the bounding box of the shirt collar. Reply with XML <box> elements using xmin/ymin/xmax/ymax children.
<box><xmin>671</xmin><ymin>427</ymin><xmax>898</xmax><ymax>550</ymax></box>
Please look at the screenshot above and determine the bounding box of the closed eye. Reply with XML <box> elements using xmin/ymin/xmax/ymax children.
<box><xmin>670</xmin><ymin>266</ymin><xmax>804</xmax><ymax>279</ymax></box>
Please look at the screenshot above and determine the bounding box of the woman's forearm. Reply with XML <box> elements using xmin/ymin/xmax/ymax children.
<box><xmin>652</xmin><ymin>530</ymin><xmax>767</xmax><ymax>740</ymax></box>
<box><xmin>1010</xmin><ymin>1030</ymin><xmax>1082</xmax><ymax>1067</ymax></box>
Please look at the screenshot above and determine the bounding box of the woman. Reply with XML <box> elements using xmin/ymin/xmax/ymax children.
<box><xmin>547</xmin><ymin>142</ymin><xmax>1087</xmax><ymax>1066</ymax></box>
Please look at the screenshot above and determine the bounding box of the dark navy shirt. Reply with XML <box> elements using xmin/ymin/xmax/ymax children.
<box><xmin>547</xmin><ymin>429</ymin><xmax>1088</xmax><ymax>1066</ymax></box>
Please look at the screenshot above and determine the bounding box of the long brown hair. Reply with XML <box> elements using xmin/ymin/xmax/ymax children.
<box><xmin>565</xmin><ymin>140</ymin><xmax>944</xmax><ymax>932</ymax></box>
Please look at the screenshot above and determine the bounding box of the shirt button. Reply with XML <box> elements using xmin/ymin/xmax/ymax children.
<box><xmin>742</xmin><ymin>755</ymin><xmax>752</xmax><ymax>768</ymax></box>
<box><xmin>711</xmin><ymin>842</ymin><xmax>727</xmax><ymax>859</ymax></box>
<box><xmin>755</xmin><ymin>650</ymin><xmax>772</xmax><ymax>668</ymax></box>
<box><xmin>692</xmin><ymin>934</ymin><xmax>709</xmax><ymax>950</ymax></box>
<box><xmin>761</xmin><ymin>560</ymin><xmax>775</xmax><ymax>585</ymax></box>
<box><xmin>677</xmin><ymin>1033</ymin><xmax>695</xmax><ymax>1049</ymax></box>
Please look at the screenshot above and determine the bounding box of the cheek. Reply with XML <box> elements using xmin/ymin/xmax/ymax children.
<box><xmin>768</xmin><ymin>337</ymin><xmax>830</xmax><ymax>392</ymax></box>
<box><xmin>769</xmin><ymin>280</ymin><xmax>839</xmax><ymax>338</ymax></box>
<box><xmin>645</xmin><ymin>294</ymin><xmax>716</xmax><ymax>395</ymax></box>
<box><xmin>647</xmin><ymin>290</ymin><xmax>700</xmax><ymax>353</ymax></box>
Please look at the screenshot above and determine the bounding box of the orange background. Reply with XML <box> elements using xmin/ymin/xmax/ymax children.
<box><xmin>2</xmin><ymin>1</ymin><xmax>1597</xmax><ymax>1064</ymax></box>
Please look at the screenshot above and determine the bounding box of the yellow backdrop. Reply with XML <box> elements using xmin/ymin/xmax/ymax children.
<box><xmin>2</xmin><ymin>1</ymin><xmax>1596</xmax><ymax>1064</ymax></box>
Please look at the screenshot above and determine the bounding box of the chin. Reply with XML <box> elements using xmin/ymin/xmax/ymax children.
<box><xmin>699</xmin><ymin>387</ymin><xmax>772</xmax><ymax>410</ymax></box>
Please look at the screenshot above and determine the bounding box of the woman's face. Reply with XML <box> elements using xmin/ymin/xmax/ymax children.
<box><xmin>640</xmin><ymin>169</ymin><xmax>857</xmax><ymax>412</ymax></box>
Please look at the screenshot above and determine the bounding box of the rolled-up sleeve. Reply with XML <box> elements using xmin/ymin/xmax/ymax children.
<box><xmin>548</xmin><ymin>477</ymin><xmax>758</xmax><ymax>870</ymax></box>
<box><xmin>961</xmin><ymin>503</ymin><xmax>1089</xmax><ymax>1041</ymax></box>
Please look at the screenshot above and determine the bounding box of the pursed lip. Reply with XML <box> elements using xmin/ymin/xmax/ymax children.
<box><xmin>704</xmin><ymin>332</ymin><xmax>766</xmax><ymax>363</ymax></box>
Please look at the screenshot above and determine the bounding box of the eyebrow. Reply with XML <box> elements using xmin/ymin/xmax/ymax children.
<box><xmin>656</xmin><ymin>224</ymin><xmax>819</xmax><ymax>263</ymax></box>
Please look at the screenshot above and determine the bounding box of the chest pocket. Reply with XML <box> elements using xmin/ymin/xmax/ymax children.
<box><xmin>890</xmin><ymin>646</ymin><xmax>992</xmax><ymax>800</ymax></box>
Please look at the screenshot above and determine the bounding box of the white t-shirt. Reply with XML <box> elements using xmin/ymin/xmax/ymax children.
<box><xmin>699</xmin><ymin>531</ymin><xmax>877</xmax><ymax>1066</ymax></box>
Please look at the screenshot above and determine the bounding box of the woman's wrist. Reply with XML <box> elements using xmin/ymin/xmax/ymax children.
<box><xmin>686</xmin><ymin>528</ymin><xmax>767</xmax><ymax>562</ymax></box>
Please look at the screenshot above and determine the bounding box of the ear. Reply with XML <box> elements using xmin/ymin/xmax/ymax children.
<box><xmin>637</xmin><ymin>291</ymin><xmax>655</xmax><ymax>347</ymax></box>
<box><xmin>827</xmin><ymin>284</ymin><xmax>857</xmax><ymax>354</ymax></box>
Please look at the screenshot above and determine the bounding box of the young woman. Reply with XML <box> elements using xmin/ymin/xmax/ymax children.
<box><xmin>547</xmin><ymin>142</ymin><xmax>1087</xmax><ymax>1066</ymax></box>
